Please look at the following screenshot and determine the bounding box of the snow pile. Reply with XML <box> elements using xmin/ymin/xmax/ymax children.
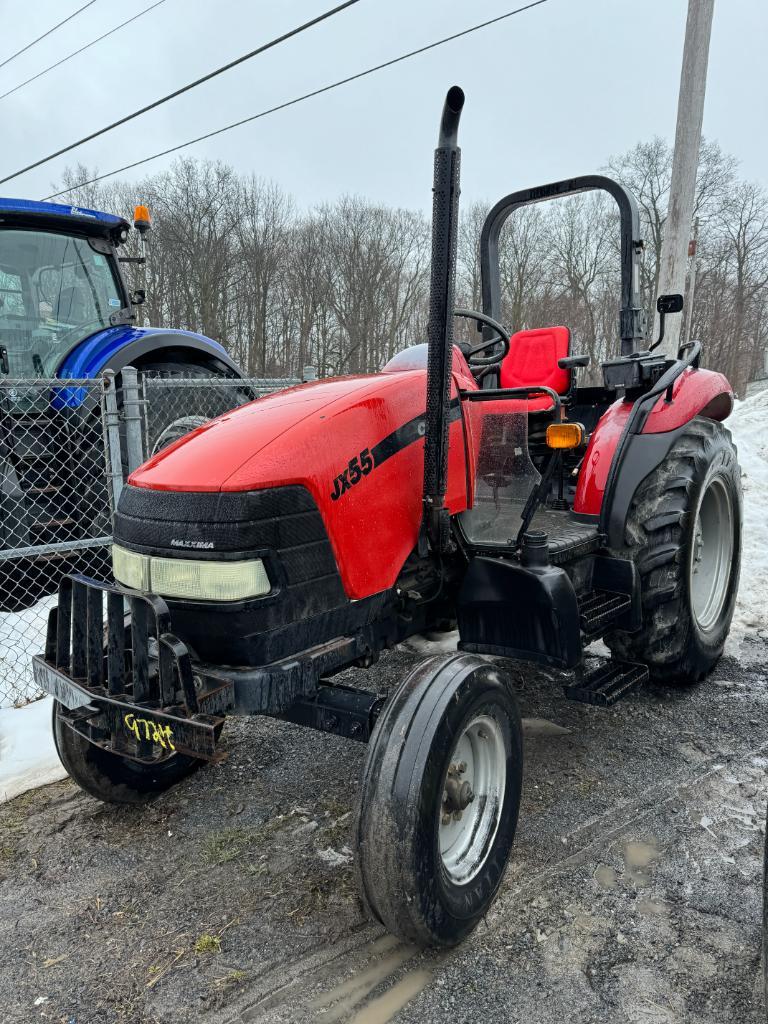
<box><xmin>0</xmin><ymin>595</ymin><xmax>55</xmax><ymax>707</ymax></box>
<box><xmin>0</xmin><ymin>595</ymin><xmax>64</xmax><ymax>804</ymax></box>
<box><xmin>0</xmin><ymin>696</ymin><xmax>65</xmax><ymax>803</ymax></box>
<box><xmin>727</xmin><ymin>389</ymin><xmax>768</xmax><ymax>650</ymax></box>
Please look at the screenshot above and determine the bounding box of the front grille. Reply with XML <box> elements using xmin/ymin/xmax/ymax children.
<box><xmin>113</xmin><ymin>485</ymin><xmax>350</xmax><ymax>665</ymax></box>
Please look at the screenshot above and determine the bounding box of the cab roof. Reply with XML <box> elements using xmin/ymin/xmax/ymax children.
<box><xmin>0</xmin><ymin>197</ymin><xmax>130</xmax><ymax>237</ymax></box>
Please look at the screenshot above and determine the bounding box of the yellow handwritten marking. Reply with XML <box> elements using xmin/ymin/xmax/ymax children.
<box><xmin>123</xmin><ymin>712</ymin><xmax>175</xmax><ymax>751</ymax></box>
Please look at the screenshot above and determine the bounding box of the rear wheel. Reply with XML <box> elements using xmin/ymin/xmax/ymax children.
<box><xmin>605</xmin><ymin>417</ymin><xmax>741</xmax><ymax>684</ymax></box>
<box><xmin>121</xmin><ymin>355</ymin><xmax>248</xmax><ymax>463</ymax></box>
<box><xmin>356</xmin><ymin>654</ymin><xmax>523</xmax><ymax>947</ymax></box>
<box><xmin>52</xmin><ymin>700</ymin><xmax>207</xmax><ymax>804</ymax></box>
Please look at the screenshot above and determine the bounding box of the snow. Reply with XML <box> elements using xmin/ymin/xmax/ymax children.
<box><xmin>0</xmin><ymin>696</ymin><xmax>65</xmax><ymax>804</ymax></box>
<box><xmin>0</xmin><ymin>595</ymin><xmax>64</xmax><ymax>804</ymax></box>
<box><xmin>399</xmin><ymin>630</ymin><xmax>459</xmax><ymax>655</ymax></box>
<box><xmin>0</xmin><ymin>595</ymin><xmax>55</xmax><ymax>707</ymax></box>
<box><xmin>726</xmin><ymin>389</ymin><xmax>768</xmax><ymax>653</ymax></box>
<box><xmin>0</xmin><ymin>393</ymin><xmax>765</xmax><ymax>804</ymax></box>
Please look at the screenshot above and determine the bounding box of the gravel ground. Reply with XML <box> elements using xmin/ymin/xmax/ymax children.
<box><xmin>1</xmin><ymin>636</ymin><xmax>767</xmax><ymax>1024</ymax></box>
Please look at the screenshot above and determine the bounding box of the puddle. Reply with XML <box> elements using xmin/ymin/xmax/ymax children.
<box><xmin>310</xmin><ymin>942</ymin><xmax>418</xmax><ymax>1022</ymax></box>
<box><xmin>623</xmin><ymin>839</ymin><xmax>660</xmax><ymax>887</ymax></box>
<box><xmin>594</xmin><ymin>864</ymin><xmax>618</xmax><ymax>890</ymax></box>
<box><xmin>522</xmin><ymin>718</ymin><xmax>572</xmax><ymax>737</ymax></box>
<box><xmin>637</xmin><ymin>899</ymin><xmax>668</xmax><ymax>917</ymax></box>
<box><xmin>348</xmin><ymin>969</ymin><xmax>432</xmax><ymax>1024</ymax></box>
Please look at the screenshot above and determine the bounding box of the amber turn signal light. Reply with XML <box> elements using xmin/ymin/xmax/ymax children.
<box><xmin>546</xmin><ymin>422</ymin><xmax>585</xmax><ymax>449</ymax></box>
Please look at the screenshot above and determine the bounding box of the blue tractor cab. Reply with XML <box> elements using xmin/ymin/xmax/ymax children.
<box><xmin>0</xmin><ymin>198</ymin><xmax>244</xmax><ymax>610</ymax></box>
<box><xmin>0</xmin><ymin>198</ymin><xmax>241</xmax><ymax>385</ymax></box>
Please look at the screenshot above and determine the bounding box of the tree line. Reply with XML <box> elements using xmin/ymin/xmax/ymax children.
<box><xmin>59</xmin><ymin>135</ymin><xmax>768</xmax><ymax>394</ymax></box>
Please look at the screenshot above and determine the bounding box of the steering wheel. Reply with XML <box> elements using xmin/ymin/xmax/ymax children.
<box><xmin>453</xmin><ymin>308</ymin><xmax>511</xmax><ymax>366</ymax></box>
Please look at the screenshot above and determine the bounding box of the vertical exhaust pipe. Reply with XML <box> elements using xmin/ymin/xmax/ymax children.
<box><xmin>423</xmin><ymin>85</ymin><xmax>464</xmax><ymax>552</ymax></box>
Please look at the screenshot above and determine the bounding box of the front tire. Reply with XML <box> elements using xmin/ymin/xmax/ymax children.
<box><xmin>356</xmin><ymin>654</ymin><xmax>523</xmax><ymax>947</ymax></box>
<box><xmin>52</xmin><ymin>700</ymin><xmax>206</xmax><ymax>804</ymax></box>
<box><xmin>605</xmin><ymin>417</ymin><xmax>742</xmax><ymax>684</ymax></box>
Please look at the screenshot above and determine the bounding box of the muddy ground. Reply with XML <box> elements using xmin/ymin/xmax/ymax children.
<box><xmin>1</xmin><ymin>637</ymin><xmax>767</xmax><ymax>1024</ymax></box>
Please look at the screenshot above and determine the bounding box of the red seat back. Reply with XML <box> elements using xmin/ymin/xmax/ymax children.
<box><xmin>499</xmin><ymin>326</ymin><xmax>571</xmax><ymax>397</ymax></box>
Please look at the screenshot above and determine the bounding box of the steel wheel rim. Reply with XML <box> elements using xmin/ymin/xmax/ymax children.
<box><xmin>152</xmin><ymin>415</ymin><xmax>208</xmax><ymax>455</ymax></box>
<box><xmin>690</xmin><ymin>475</ymin><xmax>734</xmax><ymax>633</ymax></box>
<box><xmin>438</xmin><ymin>713</ymin><xmax>507</xmax><ymax>885</ymax></box>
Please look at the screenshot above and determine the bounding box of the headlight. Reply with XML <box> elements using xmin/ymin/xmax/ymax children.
<box><xmin>149</xmin><ymin>554</ymin><xmax>270</xmax><ymax>602</ymax></box>
<box><xmin>112</xmin><ymin>545</ymin><xmax>270</xmax><ymax>602</ymax></box>
<box><xmin>112</xmin><ymin>544</ymin><xmax>150</xmax><ymax>591</ymax></box>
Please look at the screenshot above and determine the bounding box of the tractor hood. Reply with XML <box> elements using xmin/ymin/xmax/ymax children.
<box><xmin>128</xmin><ymin>370</ymin><xmax>461</xmax><ymax>494</ymax></box>
<box><xmin>125</xmin><ymin>365</ymin><xmax>473</xmax><ymax>599</ymax></box>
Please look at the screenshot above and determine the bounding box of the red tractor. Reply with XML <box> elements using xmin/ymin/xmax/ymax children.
<box><xmin>34</xmin><ymin>88</ymin><xmax>742</xmax><ymax>948</ymax></box>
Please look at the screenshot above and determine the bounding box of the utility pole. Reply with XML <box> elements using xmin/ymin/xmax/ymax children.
<box><xmin>683</xmin><ymin>216</ymin><xmax>700</xmax><ymax>345</ymax></box>
<box><xmin>654</xmin><ymin>0</ymin><xmax>715</xmax><ymax>356</ymax></box>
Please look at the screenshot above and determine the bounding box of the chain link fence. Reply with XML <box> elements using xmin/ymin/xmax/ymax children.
<box><xmin>139</xmin><ymin>373</ymin><xmax>304</xmax><ymax>457</ymax></box>
<box><xmin>0</xmin><ymin>369</ymin><xmax>309</xmax><ymax>707</ymax></box>
<box><xmin>0</xmin><ymin>378</ymin><xmax>115</xmax><ymax>706</ymax></box>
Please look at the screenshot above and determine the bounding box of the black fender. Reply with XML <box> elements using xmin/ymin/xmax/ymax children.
<box><xmin>602</xmin><ymin>425</ymin><xmax>690</xmax><ymax>548</ymax></box>
<box><xmin>457</xmin><ymin>555</ymin><xmax>582</xmax><ymax>668</ymax></box>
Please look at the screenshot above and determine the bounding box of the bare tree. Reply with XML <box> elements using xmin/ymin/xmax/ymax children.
<box><xmin>52</xmin><ymin>140</ymin><xmax>768</xmax><ymax>395</ymax></box>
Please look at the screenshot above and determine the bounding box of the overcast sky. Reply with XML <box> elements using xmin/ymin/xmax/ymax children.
<box><xmin>0</xmin><ymin>0</ymin><xmax>765</xmax><ymax>215</ymax></box>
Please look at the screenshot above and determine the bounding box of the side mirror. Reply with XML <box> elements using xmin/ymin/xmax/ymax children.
<box><xmin>657</xmin><ymin>293</ymin><xmax>684</xmax><ymax>315</ymax></box>
<box><xmin>650</xmin><ymin>293</ymin><xmax>684</xmax><ymax>350</ymax></box>
<box><xmin>131</xmin><ymin>289</ymin><xmax>146</xmax><ymax>306</ymax></box>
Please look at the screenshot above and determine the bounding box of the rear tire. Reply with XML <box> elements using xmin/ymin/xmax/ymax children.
<box><xmin>355</xmin><ymin>654</ymin><xmax>523</xmax><ymax>947</ymax></box>
<box><xmin>605</xmin><ymin>417</ymin><xmax>742</xmax><ymax>684</ymax></box>
<box><xmin>120</xmin><ymin>355</ymin><xmax>248</xmax><ymax>465</ymax></box>
<box><xmin>52</xmin><ymin>700</ymin><xmax>206</xmax><ymax>804</ymax></box>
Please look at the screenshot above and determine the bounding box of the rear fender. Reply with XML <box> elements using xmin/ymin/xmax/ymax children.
<box><xmin>53</xmin><ymin>327</ymin><xmax>241</xmax><ymax>412</ymax></box>
<box><xmin>573</xmin><ymin>367</ymin><xmax>733</xmax><ymax>546</ymax></box>
<box><xmin>56</xmin><ymin>326</ymin><xmax>240</xmax><ymax>381</ymax></box>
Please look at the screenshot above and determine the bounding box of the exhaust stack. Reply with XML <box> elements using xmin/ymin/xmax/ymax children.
<box><xmin>422</xmin><ymin>85</ymin><xmax>464</xmax><ymax>552</ymax></box>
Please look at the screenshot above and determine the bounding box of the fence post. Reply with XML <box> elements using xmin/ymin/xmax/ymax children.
<box><xmin>102</xmin><ymin>371</ymin><xmax>124</xmax><ymax>512</ymax></box>
<box><xmin>302</xmin><ymin>365</ymin><xmax>317</xmax><ymax>382</ymax></box>
<box><xmin>120</xmin><ymin>366</ymin><xmax>145</xmax><ymax>473</ymax></box>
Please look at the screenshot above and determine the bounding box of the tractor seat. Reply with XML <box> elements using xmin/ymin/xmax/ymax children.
<box><xmin>499</xmin><ymin>326</ymin><xmax>571</xmax><ymax>411</ymax></box>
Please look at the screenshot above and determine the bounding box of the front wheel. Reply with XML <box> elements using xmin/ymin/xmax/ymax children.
<box><xmin>605</xmin><ymin>417</ymin><xmax>742</xmax><ymax>684</ymax></box>
<box><xmin>52</xmin><ymin>700</ymin><xmax>208</xmax><ymax>804</ymax></box>
<box><xmin>355</xmin><ymin>654</ymin><xmax>523</xmax><ymax>947</ymax></box>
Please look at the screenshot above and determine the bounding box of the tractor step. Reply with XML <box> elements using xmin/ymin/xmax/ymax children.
<box><xmin>564</xmin><ymin>660</ymin><xmax>648</xmax><ymax>707</ymax></box>
<box><xmin>23</xmin><ymin>484</ymin><xmax>62</xmax><ymax>496</ymax></box>
<box><xmin>31</xmin><ymin>517</ymin><xmax>76</xmax><ymax>530</ymax></box>
<box><xmin>579</xmin><ymin>589</ymin><xmax>632</xmax><ymax>636</ymax></box>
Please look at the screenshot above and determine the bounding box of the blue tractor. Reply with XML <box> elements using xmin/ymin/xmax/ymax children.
<box><xmin>0</xmin><ymin>198</ymin><xmax>243</xmax><ymax>610</ymax></box>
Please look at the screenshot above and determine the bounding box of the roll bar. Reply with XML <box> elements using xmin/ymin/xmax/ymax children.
<box><xmin>479</xmin><ymin>175</ymin><xmax>647</xmax><ymax>356</ymax></box>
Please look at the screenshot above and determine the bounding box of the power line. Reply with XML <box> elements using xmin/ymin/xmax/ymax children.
<box><xmin>44</xmin><ymin>0</ymin><xmax>552</xmax><ymax>201</ymax></box>
<box><xmin>0</xmin><ymin>0</ymin><xmax>168</xmax><ymax>104</ymax></box>
<box><xmin>0</xmin><ymin>0</ymin><xmax>363</xmax><ymax>187</ymax></box>
<box><xmin>0</xmin><ymin>1</ymin><xmax>99</xmax><ymax>73</ymax></box>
